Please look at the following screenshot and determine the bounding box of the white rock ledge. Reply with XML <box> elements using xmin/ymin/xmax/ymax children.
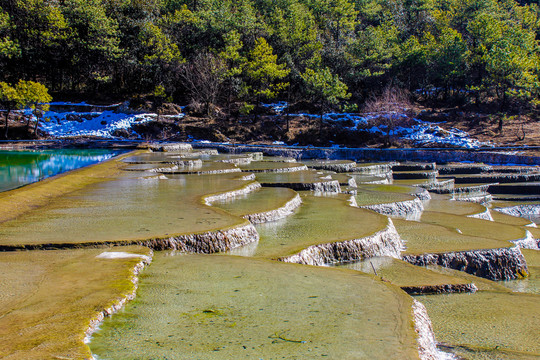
<box><xmin>512</xmin><ymin>230</ymin><xmax>540</xmax><ymax>250</ymax></box>
<box><xmin>466</xmin><ymin>208</ymin><xmax>494</xmax><ymax>221</ymax></box>
<box><xmin>403</xmin><ymin>246</ymin><xmax>529</xmax><ymax>281</ymax></box>
<box><xmin>413</xmin><ymin>299</ymin><xmax>443</xmax><ymax>360</ymax></box>
<box><xmin>204</xmin><ymin>182</ymin><xmax>262</xmax><ymax>205</ymax></box>
<box><xmin>495</xmin><ymin>204</ymin><xmax>540</xmax><ymax>220</ymax></box>
<box><xmin>247</xmin><ymin>165</ymin><xmax>308</xmax><ymax>173</ymax></box>
<box><xmin>244</xmin><ymin>194</ymin><xmax>302</xmax><ymax>224</ymax></box>
<box><xmin>279</xmin><ymin>218</ymin><xmax>404</xmax><ymax>266</ymax></box>
<box><xmin>360</xmin><ymin>198</ymin><xmax>424</xmax><ymax>220</ymax></box>
<box><xmin>85</xmin><ymin>249</ymin><xmax>153</xmax><ymax>345</ymax></box>
<box><xmin>139</xmin><ymin>223</ymin><xmax>260</xmax><ymax>253</ymax></box>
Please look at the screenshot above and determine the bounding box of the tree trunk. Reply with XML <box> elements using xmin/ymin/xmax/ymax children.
<box><xmin>34</xmin><ymin>117</ymin><xmax>40</xmax><ymax>136</ymax></box>
<box><xmin>4</xmin><ymin>109</ymin><xmax>10</xmax><ymax>138</ymax></box>
<box><xmin>319</xmin><ymin>102</ymin><xmax>324</xmax><ymax>135</ymax></box>
<box><xmin>286</xmin><ymin>87</ymin><xmax>290</xmax><ymax>133</ymax></box>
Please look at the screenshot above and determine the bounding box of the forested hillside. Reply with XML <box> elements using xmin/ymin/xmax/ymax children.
<box><xmin>1</xmin><ymin>0</ymin><xmax>539</xmax><ymax>118</ymax></box>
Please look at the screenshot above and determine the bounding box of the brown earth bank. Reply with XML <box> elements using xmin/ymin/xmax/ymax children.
<box><xmin>1</xmin><ymin>102</ymin><xmax>538</xmax><ymax>150</ymax></box>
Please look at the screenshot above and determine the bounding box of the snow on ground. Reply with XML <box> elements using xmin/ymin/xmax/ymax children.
<box><xmin>26</xmin><ymin>101</ymin><xmax>492</xmax><ymax>148</ymax></box>
<box><xmin>25</xmin><ymin>104</ymin><xmax>184</xmax><ymax>138</ymax></box>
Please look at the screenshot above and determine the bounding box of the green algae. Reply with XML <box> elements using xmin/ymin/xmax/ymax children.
<box><xmin>123</xmin><ymin>151</ymin><xmax>191</xmax><ymax>163</ymax></box>
<box><xmin>255</xmin><ymin>169</ymin><xmax>331</xmax><ymax>184</ymax></box>
<box><xmin>89</xmin><ymin>253</ymin><xmax>421</xmax><ymax>360</ymax></box>
<box><xmin>336</xmin><ymin>256</ymin><xmax>470</xmax><ymax>288</ymax></box>
<box><xmin>160</xmin><ymin>160</ymin><xmax>239</xmax><ymax>174</ymax></box>
<box><xmin>362</xmin><ymin>184</ymin><xmax>425</xmax><ymax>195</ymax></box>
<box><xmin>502</xmin><ymin>249</ymin><xmax>540</xmax><ymax>295</ymax></box>
<box><xmin>490</xmin><ymin>210</ymin><xmax>536</xmax><ymax>227</ymax></box>
<box><xmin>354</xmin><ymin>188</ymin><xmax>415</xmax><ymax>206</ymax></box>
<box><xmin>254</xmin><ymin>192</ymin><xmax>388</xmax><ymax>259</ymax></box>
<box><xmin>424</xmin><ymin>193</ymin><xmax>488</xmax><ymax>216</ymax></box>
<box><xmin>0</xmin><ymin>170</ymin><xmax>252</xmax><ymax>247</ymax></box>
<box><xmin>419</xmin><ymin>211</ymin><xmax>527</xmax><ymax>243</ymax></box>
<box><xmin>419</xmin><ymin>291</ymin><xmax>540</xmax><ymax>359</ymax></box>
<box><xmin>394</xmin><ymin>219</ymin><xmax>512</xmax><ymax>255</ymax></box>
<box><xmin>0</xmin><ymin>246</ymin><xmax>151</xmax><ymax>360</ymax></box>
<box><xmin>239</xmin><ymin>160</ymin><xmax>306</xmax><ymax>172</ymax></box>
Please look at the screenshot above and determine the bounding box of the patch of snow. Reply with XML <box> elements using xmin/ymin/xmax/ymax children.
<box><xmin>96</xmin><ymin>251</ymin><xmax>151</xmax><ymax>261</ymax></box>
<box><xmin>401</xmin><ymin>119</ymin><xmax>493</xmax><ymax>149</ymax></box>
<box><xmin>272</xmin><ymin>141</ymin><xmax>286</xmax><ymax>145</ymax></box>
<box><xmin>261</xmin><ymin>102</ymin><xmax>288</xmax><ymax>114</ymax></box>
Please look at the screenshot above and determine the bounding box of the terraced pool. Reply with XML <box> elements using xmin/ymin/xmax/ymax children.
<box><xmin>0</xmin><ymin>144</ymin><xmax>539</xmax><ymax>359</ymax></box>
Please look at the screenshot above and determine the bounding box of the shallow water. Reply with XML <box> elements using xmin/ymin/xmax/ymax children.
<box><xmin>395</xmin><ymin>219</ymin><xmax>512</xmax><ymax>254</ymax></box>
<box><xmin>212</xmin><ymin>187</ymin><xmax>298</xmax><ymax>217</ymax></box>
<box><xmin>336</xmin><ymin>256</ymin><xmax>469</xmax><ymax>288</ymax></box>
<box><xmin>2</xmin><ymin>149</ymin><xmax>540</xmax><ymax>359</ymax></box>
<box><xmin>89</xmin><ymin>253</ymin><xmax>420</xmax><ymax>360</ymax></box>
<box><xmin>502</xmin><ymin>249</ymin><xmax>540</xmax><ymax>295</ymax></box>
<box><xmin>0</xmin><ymin>171</ymin><xmax>251</xmax><ymax>246</ymax></box>
<box><xmin>0</xmin><ymin>149</ymin><xmax>122</xmax><ymax>192</ymax></box>
<box><xmin>255</xmin><ymin>169</ymin><xmax>329</xmax><ymax>184</ymax></box>
<box><xmin>419</xmin><ymin>291</ymin><xmax>540</xmax><ymax>359</ymax></box>
<box><xmin>254</xmin><ymin>193</ymin><xmax>387</xmax><ymax>259</ymax></box>
<box><xmin>354</xmin><ymin>188</ymin><xmax>414</xmax><ymax>206</ymax></box>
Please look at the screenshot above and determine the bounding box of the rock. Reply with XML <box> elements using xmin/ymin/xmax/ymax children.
<box><xmin>360</xmin><ymin>198</ymin><xmax>424</xmax><ymax>220</ymax></box>
<box><xmin>279</xmin><ymin>218</ymin><xmax>404</xmax><ymax>266</ymax></box>
<box><xmin>402</xmin><ymin>246</ymin><xmax>529</xmax><ymax>281</ymax></box>
<box><xmin>243</xmin><ymin>194</ymin><xmax>302</xmax><ymax>224</ymax></box>
<box><xmin>157</xmin><ymin>103</ymin><xmax>183</xmax><ymax>116</ymax></box>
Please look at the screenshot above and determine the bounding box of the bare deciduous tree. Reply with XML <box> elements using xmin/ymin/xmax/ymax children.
<box><xmin>180</xmin><ymin>52</ymin><xmax>226</xmax><ymax>118</ymax></box>
<box><xmin>364</xmin><ymin>86</ymin><xmax>411</xmax><ymax>147</ymax></box>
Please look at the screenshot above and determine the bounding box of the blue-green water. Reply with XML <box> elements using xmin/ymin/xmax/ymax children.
<box><xmin>0</xmin><ymin>149</ymin><xmax>123</xmax><ymax>192</ymax></box>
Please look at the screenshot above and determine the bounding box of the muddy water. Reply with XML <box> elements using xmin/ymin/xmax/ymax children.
<box><xmin>90</xmin><ymin>253</ymin><xmax>420</xmax><ymax>360</ymax></box>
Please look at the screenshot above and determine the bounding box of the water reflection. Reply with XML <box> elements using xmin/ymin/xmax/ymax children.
<box><xmin>0</xmin><ymin>149</ymin><xmax>123</xmax><ymax>192</ymax></box>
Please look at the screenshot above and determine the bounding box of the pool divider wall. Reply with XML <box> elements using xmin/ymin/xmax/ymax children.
<box><xmin>247</xmin><ymin>165</ymin><xmax>308</xmax><ymax>173</ymax></box>
<box><xmin>279</xmin><ymin>218</ymin><xmax>404</xmax><ymax>266</ymax></box>
<box><xmin>139</xmin><ymin>223</ymin><xmax>260</xmax><ymax>253</ymax></box>
<box><xmin>263</xmin><ymin>179</ymin><xmax>341</xmax><ymax>192</ymax></box>
<box><xmin>191</xmin><ymin>143</ymin><xmax>540</xmax><ymax>166</ymax></box>
<box><xmin>203</xmin><ymin>181</ymin><xmax>262</xmax><ymax>205</ymax></box>
<box><xmin>412</xmin><ymin>299</ymin><xmax>445</xmax><ymax>360</ymax></box>
<box><xmin>359</xmin><ymin>197</ymin><xmax>425</xmax><ymax>219</ymax></box>
<box><xmin>495</xmin><ymin>204</ymin><xmax>540</xmax><ymax>220</ymax></box>
<box><xmin>403</xmin><ymin>246</ymin><xmax>529</xmax><ymax>281</ymax></box>
<box><xmin>243</xmin><ymin>193</ymin><xmax>303</xmax><ymax>224</ymax></box>
<box><xmin>402</xmin><ymin>283</ymin><xmax>478</xmax><ymax>295</ymax></box>
<box><xmin>511</xmin><ymin>230</ymin><xmax>540</xmax><ymax>250</ymax></box>
<box><xmin>85</xmin><ymin>250</ymin><xmax>153</xmax><ymax>345</ymax></box>
<box><xmin>466</xmin><ymin>208</ymin><xmax>494</xmax><ymax>221</ymax></box>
